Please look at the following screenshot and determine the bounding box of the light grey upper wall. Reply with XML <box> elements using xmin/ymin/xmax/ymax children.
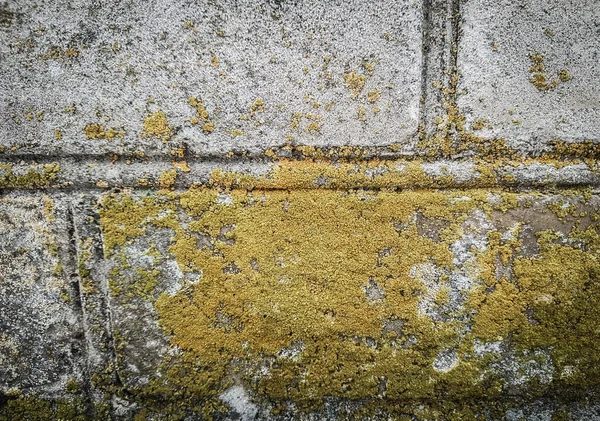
<box><xmin>0</xmin><ymin>0</ymin><xmax>423</xmax><ymax>157</ymax></box>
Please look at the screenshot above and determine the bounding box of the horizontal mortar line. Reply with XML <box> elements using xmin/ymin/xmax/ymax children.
<box><xmin>0</xmin><ymin>143</ymin><xmax>419</xmax><ymax>161</ymax></box>
<box><xmin>0</xmin><ymin>150</ymin><xmax>466</xmax><ymax>163</ymax></box>
<box><xmin>135</xmin><ymin>184</ymin><xmax>600</xmax><ymax>193</ymax></box>
<box><xmin>3</xmin><ymin>156</ymin><xmax>597</xmax><ymax>169</ymax></box>
<box><xmin>1</xmin><ymin>144</ymin><xmax>596</xmax><ymax>163</ymax></box>
<box><xmin>2</xmin><ymin>182</ymin><xmax>600</xmax><ymax>194</ymax></box>
<box><xmin>0</xmin><ymin>152</ymin><xmax>270</xmax><ymax>164</ymax></box>
<box><xmin>0</xmin><ymin>152</ymin><xmax>596</xmax><ymax>165</ymax></box>
<box><xmin>2</xmin><ymin>177</ymin><xmax>599</xmax><ymax>191</ymax></box>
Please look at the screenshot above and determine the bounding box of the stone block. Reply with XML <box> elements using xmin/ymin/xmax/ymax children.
<box><xmin>456</xmin><ymin>0</ymin><xmax>600</xmax><ymax>152</ymax></box>
<box><xmin>0</xmin><ymin>0</ymin><xmax>423</xmax><ymax>157</ymax></box>
<box><xmin>97</xmin><ymin>185</ymin><xmax>600</xmax><ymax>419</ymax></box>
<box><xmin>0</xmin><ymin>193</ymin><xmax>88</xmax><ymax>416</ymax></box>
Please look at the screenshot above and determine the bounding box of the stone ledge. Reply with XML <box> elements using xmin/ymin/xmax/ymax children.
<box><xmin>1</xmin><ymin>157</ymin><xmax>599</xmax><ymax>191</ymax></box>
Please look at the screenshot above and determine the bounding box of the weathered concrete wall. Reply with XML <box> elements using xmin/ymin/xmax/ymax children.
<box><xmin>1</xmin><ymin>0</ymin><xmax>599</xmax><ymax>420</ymax></box>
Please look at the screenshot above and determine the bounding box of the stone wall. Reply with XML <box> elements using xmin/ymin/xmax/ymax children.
<box><xmin>1</xmin><ymin>0</ymin><xmax>599</xmax><ymax>419</ymax></box>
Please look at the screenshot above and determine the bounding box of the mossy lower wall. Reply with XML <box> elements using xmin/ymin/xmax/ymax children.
<box><xmin>95</xmin><ymin>172</ymin><xmax>600</xmax><ymax>419</ymax></box>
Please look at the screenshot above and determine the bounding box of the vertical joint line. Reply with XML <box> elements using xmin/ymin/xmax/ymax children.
<box><xmin>448</xmin><ymin>0</ymin><xmax>461</xmax><ymax>100</ymax></box>
<box><xmin>417</xmin><ymin>0</ymin><xmax>432</xmax><ymax>131</ymax></box>
<box><xmin>66</xmin><ymin>201</ymin><xmax>95</xmax><ymax>418</ymax></box>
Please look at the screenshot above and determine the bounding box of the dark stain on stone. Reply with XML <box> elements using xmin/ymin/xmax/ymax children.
<box><xmin>223</xmin><ymin>262</ymin><xmax>241</xmax><ymax>275</ymax></box>
<box><xmin>0</xmin><ymin>391</ymin><xmax>9</xmax><ymax>407</ymax></box>
<box><xmin>518</xmin><ymin>224</ymin><xmax>540</xmax><ymax>257</ymax></box>
<box><xmin>416</xmin><ymin>212</ymin><xmax>449</xmax><ymax>242</ymax></box>
<box><xmin>382</xmin><ymin>317</ymin><xmax>406</xmax><ymax>337</ymax></box>
<box><xmin>0</xmin><ymin>5</ymin><xmax>14</xmax><ymax>28</ymax></box>
<box><xmin>80</xmin><ymin>27</ymin><xmax>98</xmax><ymax>44</ymax></box>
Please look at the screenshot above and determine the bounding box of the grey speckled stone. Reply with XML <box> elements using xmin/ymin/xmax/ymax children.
<box><xmin>456</xmin><ymin>0</ymin><xmax>600</xmax><ymax>151</ymax></box>
<box><xmin>0</xmin><ymin>0</ymin><xmax>423</xmax><ymax>157</ymax></box>
<box><xmin>0</xmin><ymin>193</ymin><xmax>86</xmax><ymax>398</ymax></box>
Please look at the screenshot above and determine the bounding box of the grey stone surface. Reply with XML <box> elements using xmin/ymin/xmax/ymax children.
<box><xmin>0</xmin><ymin>0</ymin><xmax>423</xmax><ymax>157</ymax></box>
<box><xmin>0</xmin><ymin>193</ymin><xmax>86</xmax><ymax>398</ymax></box>
<box><xmin>420</xmin><ymin>0</ymin><xmax>457</xmax><ymax>137</ymax></box>
<box><xmin>107</xmin><ymin>226</ymin><xmax>181</xmax><ymax>392</ymax></box>
<box><xmin>71</xmin><ymin>196</ymin><xmax>118</xmax><ymax>415</ymax></box>
<box><xmin>457</xmin><ymin>0</ymin><xmax>600</xmax><ymax>151</ymax></box>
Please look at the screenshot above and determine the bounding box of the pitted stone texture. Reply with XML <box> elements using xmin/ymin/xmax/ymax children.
<box><xmin>0</xmin><ymin>0</ymin><xmax>422</xmax><ymax>157</ymax></box>
<box><xmin>457</xmin><ymin>0</ymin><xmax>600</xmax><ymax>151</ymax></box>
<box><xmin>0</xmin><ymin>193</ymin><xmax>85</xmax><ymax>397</ymax></box>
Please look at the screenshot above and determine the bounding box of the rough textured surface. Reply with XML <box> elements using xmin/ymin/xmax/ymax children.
<box><xmin>457</xmin><ymin>0</ymin><xmax>600</xmax><ymax>151</ymax></box>
<box><xmin>0</xmin><ymin>194</ymin><xmax>86</xmax><ymax>401</ymax></box>
<box><xmin>1</xmin><ymin>0</ymin><xmax>600</xmax><ymax>420</ymax></box>
<box><xmin>98</xmin><ymin>187</ymin><xmax>600</xmax><ymax>419</ymax></box>
<box><xmin>0</xmin><ymin>0</ymin><xmax>422</xmax><ymax>157</ymax></box>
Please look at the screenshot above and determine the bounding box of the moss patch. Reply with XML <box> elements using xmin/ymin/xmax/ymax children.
<box><xmin>98</xmin><ymin>176</ymin><xmax>600</xmax><ymax>416</ymax></box>
<box><xmin>0</xmin><ymin>163</ymin><xmax>61</xmax><ymax>189</ymax></box>
<box><xmin>142</xmin><ymin>110</ymin><xmax>172</xmax><ymax>142</ymax></box>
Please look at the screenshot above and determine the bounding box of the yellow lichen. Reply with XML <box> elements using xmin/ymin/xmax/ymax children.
<box><xmin>358</xmin><ymin>107</ymin><xmax>367</xmax><ymax>121</ymax></box>
<box><xmin>172</xmin><ymin>161</ymin><xmax>191</xmax><ymax>172</ymax></box>
<box><xmin>305</xmin><ymin>121</ymin><xmax>320</xmax><ymax>133</ymax></box>
<box><xmin>84</xmin><ymin>124</ymin><xmax>125</xmax><ymax>140</ymax></box>
<box><xmin>545</xmin><ymin>140</ymin><xmax>600</xmax><ymax>160</ymax></box>
<box><xmin>189</xmin><ymin>97</ymin><xmax>209</xmax><ymax>121</ymax></box>
<box><xmin>472</xmin><ymin>118</ymin><xmax>486</xmax><ymax>131</ymax></box>
<box><xmin>547</xmin><ymin>200</ymin><xmax>577</xmax><ymax>219</ymax></box>
<box><xmin>367</xmin><ymin>89</ymin><xmax>380</xmax><ymax>103</ymax></box>
<box><xmin>0</xmin><ymin>163</ymin><xmax>61</xmax><ymax>189</ymax></box>
<box><xmin>344</xmin><ymin>71</ymin><xmax>366</xmax><ymax>96</ymax></box>
<box><xmin>142</xmin><ymin>110</ymin><xmax>172</xmax><ymax>142</ymax></box>
<box><xmin>188</xmin><ymin>98</ymin><xmax>215</xmax><ymax>133</ymax></box>
<box><xmin>99</xmin><ymin>181</ymin><xmax>600</xmax><ymax>415</ymax></box>
<box><xmin>99</xmin><ymin>194</ymin><xmax>178</xmax><ymax>255</ymax></box>
<box><xmin>362</xmin><ymin>61</ymin><xmax>375</xmax><ymax>76</ymax></box>
<box><xmin>528</xmin><ymin>53</ymin><xmax>570</xmax><ymax>92</ymax></box>
<box><xmin>102</xmin><ymin>187</ymin><xmax>465</xmax><ymax>406</ymax></box>
<box><xmin>249</xmin><ymin>98</ymin><xmax>264</xmax><ymax>117</ymax></box>
<box><xmin>209</xmin><ymin>158</ymin><xmax>463</xmax><ymax>191</ymax></box>
<box><xmin>558</xmin><ymin>69</ymin><xmax>571</xmax><ymax>82</ymax></box>
<box><xmin>42</xmin><ymin>196</ymin><xmax>55</xmax><ymax>222</ymax></box>
<box><xmin>158</xmin><ymin>169</ymin><xmax>177</xmax><ymax>190</ymax></box>
<box><xmin>231</xmin><ymin>129</ymin><xmax>244</xmax><ymax>138</ymax></box>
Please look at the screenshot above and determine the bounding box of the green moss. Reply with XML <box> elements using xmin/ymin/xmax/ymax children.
<box><xmin>96</xmin><ymin>157</ymin><xmax>600</xmax><ymax>416</ymax></box>
<box><xmin>98</xmin><ymin>193</ymin><xmax>178</xmax><ymax>256</ymax></box>
<box><xmin>0</xmin><ymin>396</ymin><xmax>87</xmax><ymax>421</ymax></box>
<box><xmin>547</xmin><ymin>200</ymin><xmax>578</xmax><ymax>219</ymax></box>
<box><xmin>0</xmin><ymin>163</ymin><xmax>61</xmax><ymax>189</ymax></box>
<box><xmin>115</xmin><ymin>268</ymin><xmax>160</xmax><ymax>301</ymax></box>
<box><xmin>65</xmin><ymin>379</ymin><xmax>81</xmax><ymax>394</ymax></box>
